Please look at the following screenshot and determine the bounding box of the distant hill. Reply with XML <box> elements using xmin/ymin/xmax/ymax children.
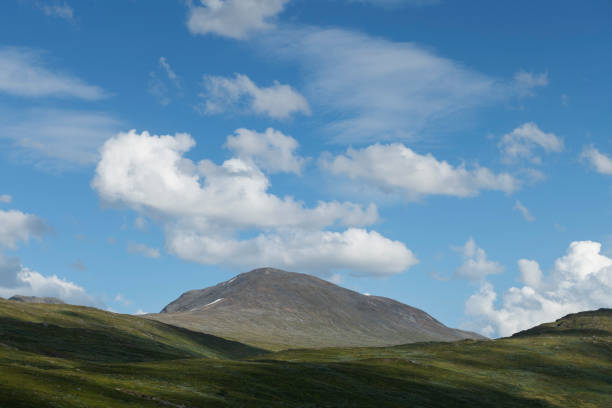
<box><xmin>512</xmin><ymin>308</ymin><xmax>612</xmax><ymax>338</ymax></box>
<box><xmin>150</xmin><ymin>267</ymin><xmax>484</xmax><ymax>350</ymax></box>
<box><xmin>9</xmin><ymin>295</ymin><xmax>65</xmax><ymax>304</ymax></box>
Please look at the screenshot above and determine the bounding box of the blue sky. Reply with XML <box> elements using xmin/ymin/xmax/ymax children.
<box><xmin>1</xmin><ymin>0</ymin><xmax>611</xmax><ymax>337</ymax></box>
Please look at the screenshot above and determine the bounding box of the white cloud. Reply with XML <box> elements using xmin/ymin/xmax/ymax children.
<box><xmin>134</xmin><ymin>216</ymin><xmax>148</xmax><ymax>231</ymax></box>
<box><xmin>320</xmin><ymin>143</ymin><xmax>519</xmax><ymax>199</ymax></box>
<box><xmin>186</xmin><ymin>0</ymin><xmax>289</xmax><ymax>39</ymax></box>
<box><xmin>518</xmin><ymin>259</ymin><xmax>542</xmax><ymax>288</ymax></box>
<box><xmin>455</xmin><ymin>238</ymin><xmax>503</xmax><ymax>281</ymax></box>
<box><xmin>0</xmin><ymin>208</ymin><xmax>95</xmax><ymax>305</ymax></box>
<box><xmin>0</xmin><ymin>195</ymin><xmax>11</xmax><ymax>204</ymax></box>
<box><xmin>499</xmin><ymin>122</ymin><xmax>563</xmax><ymax>164</ymax></box>
<box><xmin>92</xmin><ymin>130</ymin><xmax>417</xmax><ymax>277</ymax></box>
<box><xmin>200</xmin><ymin>73</ymin><xmax>310</xmax><ymax>119</ymax></box>
<box><xmin>561</xmin><ymin>94</ymin><xmax>569</xmax><ymax>106</ymax></box>
<box><xmin>127</xmin><ymin>242</ymin><xmax>161</xmax><ymax>259</ymax></box>
<box><xmin>224</xmin><ymin>128</ymin><xmax>305</xmax><ymax>174</ymax></box>
<box><xmin>0</xmin><ymin>266</ymin><xmax>96</xmax><ymax>306</ymax></box>
<box><xmin>513</xmin><ymin>70</ymin><xmax>548</xmax><ymax>97</ymax></box>
<box><xmin>348</xmin><ymin>0</ymin><xmax>440</xmax><ymax>6</ymax></box>
<box><xmin>159</xmin><ymin>57</ymin><xmax>180</xmax><ymax>87</ymax></box>
<box><xmin>465</xmin><ymin>241</ymin><xmax>612</xmax><ymax>337</ymax></box>
<box><xmin>134</xmin><ymin>308</ymin><xmax>146</xmax><ymax>315</ymax></box>
<box><xmin>0</xmin><ymin>47</ymin><xmax>106</xmax><ymax>99</ymax></box>
<box><xmin>167</xmin><ymin>227</ymin><xmax>417</xmax><ymax>277</ymax></box>
<box><xmin>265</xmin><ymin>27</ymin><xmax>500</xmax><ymax>143</ymax></box>
<box><xmin>36</xmin><ymin>2</ymin><xmax>74</xmax><ymax>21</ymax></box>
<box><xmin>581</xmin><ymin>145</ymin><xmax>612</xmax><ymax>175</ymax></box>
<box><xmin>93</xmin><ymin>130</ymin><xmax>376</xmax><ymax>230</ymax></box>
<box><xmin>114</xmin><ymin>293</ymin><xmax>132</xmax><ymax>306</ymax></box>
<box><xmin>513</xmin><ymin>200</ymin><xmax>535</xmax><ymax>222</ymax></box>
<box><xmin>0</xmin><ymin>210</ymin><xmax>47</xmax><ymax>250</ymax></box>
<box><xmin>0</xmin><ymin>108</ymin><xmax>122</xmax><ymax>167</ymax></box>
<box><xmin>148</xmin><ymin>57</ymin><xmax>181</xmax><ymax>106</ymax></box>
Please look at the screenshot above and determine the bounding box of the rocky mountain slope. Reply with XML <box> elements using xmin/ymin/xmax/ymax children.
<box><xmin>150</xmin><ymin>267</ymin><xmax>484</xmax><ymax>349</ymax></box>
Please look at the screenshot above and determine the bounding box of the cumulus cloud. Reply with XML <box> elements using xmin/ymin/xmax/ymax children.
<box><xmin>186</xmin><ymin>0</ymin><xmax>289</xmax><ymax>39</ymax></box>
<box><xmin>0</xmin><ymin>194</ymin><xmax>11</xmax><ymax>203</ymax></box>
<box><xmin>225</xmin><ymin>128</ymin><xmax>305</xmax><ymax>174</ymax></box>
<box><xmin>320</xmin><ymin>143</ymin><xmax>518</xmax><ymax>199</ymax></box>
<box><xmin>265</xmin><ymin>27</ymin><xmax>500</xmax><ymax>143</ymax></box>
<box><xmin>0</xmin><ymin>47</ymin><xmax>106</xmax><ymax>99</ymax></box>
<box><xmin>581</xmin><ymin>145</ymin><xmax>612</xmax><ymax>175</ymax></box>
<box><xmin>92</xmin><ymin>130</ymin><xmax>416</xmax><ymax>277</ymax></box>
<box><xmin>0</xmin><ymin>108</ymin><xmax>122</xmax><ymax>167</ymax></box>
<box><xmin>93</xmin><ymin>130</ymin><xmax>376</xmax><ymax>230</ymax></box>
<box><xmin>127</xmin><ymin>242</ymin><xmax>161</xmax><ymax>259</ymax></box>
<box><xmin>0</xmin><ymin>210</ymin><xmax>48</xmax><ymax>250</ymax></box>
<box><xmin>465</xmin><ymin>241</ymin><xmax>612</xmax><ymax>337</ymax></box>
<box><xmin>513</xmin><ymin>200</ymin><xmax>535</xmax><ymax>222</ymax></box>
<box><xmin>513</xmin><ymin>70</ymin><xmax>548</xmax><ymax>97</ymax></box>
<box><xmin>0</xmin><ymin>266</ymin><xmax>96</xmax><ymax>306</ymax></box>
<box><xmin>200</xmin><ymin>73</ymin><xmax>310</xmax><ymax>119</ymax></box>
<box><xmin>167</xmin><ymin>227</ymin><xmax>417</xmax><ymax>276</ymax></box>
<box><xmin>499</xmin><ymin>122</ymin><xmax>563</xmax><ymax>164</ymax></box>
<box><xmin>455</xmin><ymin>238</ymin><xmax>503</xmax><ymax>281</ymax></box>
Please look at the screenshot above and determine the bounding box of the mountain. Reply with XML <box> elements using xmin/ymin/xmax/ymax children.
<box><xmin>9</xmin><ymin>295</ymin><xmax>65</xmax><ymax>304</ymax></box>
<box><xmin>150</xmin><ymin>267</ymin><xmax>484</xmax><ymax>350</ymax></box>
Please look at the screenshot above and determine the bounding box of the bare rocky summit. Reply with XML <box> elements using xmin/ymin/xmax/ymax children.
<box><xmin>9</xmin><ymin>295</ymin><xmax>65</xmax><ymax>304</ymax></box>
<box><xmin>150</xmin><ymin>267</ymin><xmax>484</xmax><ymax>350</ymax></box>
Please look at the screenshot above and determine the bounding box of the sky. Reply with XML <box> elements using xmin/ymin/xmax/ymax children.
<box><xmin>0</xmin><ymin>0</ymin><xmax>611</xmax><ymax>337</ymax></box>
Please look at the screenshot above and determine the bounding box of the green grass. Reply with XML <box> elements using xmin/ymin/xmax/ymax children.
<box><xmin>1</xmin><ymin>300</ymin><xmax>611</xmax><ymax>407</ymax></box>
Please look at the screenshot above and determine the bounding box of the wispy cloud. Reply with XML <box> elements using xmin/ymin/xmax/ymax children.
<box><xmin>0</xmin><ymin>108</ymin><xmax>122</xmax><ymax>168</ymax></box>
<box><xmin>0</xmin><ymin>47</ymin><xmax>107</xmax><ymax>100</ymax></box>
<box><xmin>513</xmin><ymin>200</ymin><xmax>535</xmax><ymax>222</ymax></box>
<box><xmin>264</xmin><ymin>27</ymin><xmax>502</xmax><ymax>143</ymax></box>
<box><xmin>36</xmin><ymin>2</ymin><xmax>74</xmax><ymax>21</ymax></box>
<box><xmin>148</xmin><ymin>57</ymin><xmax>181</xmax><ymax>105</ymax></box>
<box><xmin>513</xmin><ymin>70</ymin><xmax>548</xmax><ymax>97</ymax></box>
<box><xmin>127</xmin><ymin>242</ymin><xmax>161</xmax><ymax>259</ymax></box>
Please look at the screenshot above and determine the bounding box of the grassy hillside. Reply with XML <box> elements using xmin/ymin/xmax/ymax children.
<box><xmin>513</xmin><ymin>308</ymin><xmax>612</xmax><ymax>337</ymax></box>
<box><xmin>0</xmin><ymin>298</ymin><xmax>264</xmax><ymax>362</ymax></box>
<box><xmin>1</xmin><ymin>301</ymin><xmax>611</xmax><ymax>407</ymax></box>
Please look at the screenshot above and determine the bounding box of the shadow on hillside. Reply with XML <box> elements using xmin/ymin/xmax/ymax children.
<box><xmin>512</xmin><ymin>328</ymin><xmax>611</xmax><ymax>337</ymax></box>
<box><xmin>0</xmin><ymin>317</ymin><xmax>263</xmax><ymax>363</ymax></box>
